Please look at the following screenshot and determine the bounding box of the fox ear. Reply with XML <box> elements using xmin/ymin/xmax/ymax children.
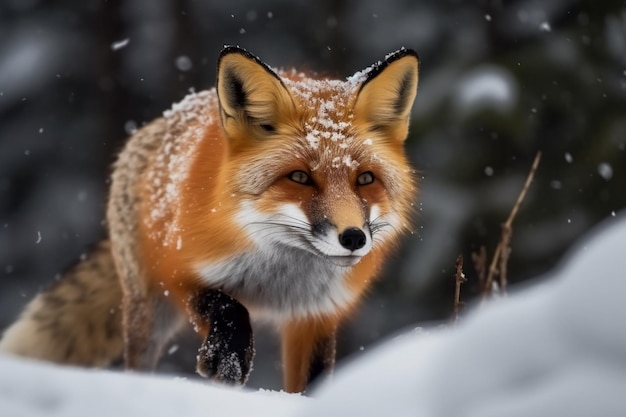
<box><xmin>217</xmin><ymin>46</ymin><xmax>295</xmax><ymax>139</ymax></box>
<box><xmin>353</xmin><ymin>49</ymin><xmax>419</xmax><ymax>142</ymax></box>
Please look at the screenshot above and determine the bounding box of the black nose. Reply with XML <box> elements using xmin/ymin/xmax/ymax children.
<box><xmin>339</xmin><ymin>227</ymin><xmax>367</xmax><ymax>251</ymax></box>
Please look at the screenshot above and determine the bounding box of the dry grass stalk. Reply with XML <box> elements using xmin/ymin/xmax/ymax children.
<box><xmin>482</xmin><ymin>151</ymin><xmax>542</xmax><ymax>300</ymax></box>
<box><xmin>453</xmin><ymin>254</ymin><xmax>467</xmax><ymax>323</ymax></box>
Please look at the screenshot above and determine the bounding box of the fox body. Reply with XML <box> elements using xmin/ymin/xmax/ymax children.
<box><xmin>0</xmin><ymin>47</ymin><xmax>419</xmax><ymax>392</ymax></box>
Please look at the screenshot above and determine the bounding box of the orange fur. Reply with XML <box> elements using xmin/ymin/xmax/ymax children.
<box><xmin>95</xmin><ymin>48</ymin><xmax>418</xmax><ymax>391</ymax></box>
<box><xmin>108</xmin><ymin>46</ymin><xmax>420</xmax><ymax>391</ymax></box>
<box><xmin>281</xmin><ymin>316</ymin><xmax>339</xmax><ymax>393</ymax></box>
<box><xmin>1</xmin><ymin>47</ymin><xmax>419</xmax><ymax>391</ymax></box>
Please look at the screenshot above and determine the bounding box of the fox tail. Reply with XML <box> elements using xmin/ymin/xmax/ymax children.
<box><xmin>0</xmin><ymin>241</ymin><xmax>124</xmax><ymax>367</ymax></box>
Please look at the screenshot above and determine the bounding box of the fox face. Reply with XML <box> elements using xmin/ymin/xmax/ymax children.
<box><xmin>217</xmin><ymin>48</ymin><xmax>418</xmax><ymax>270</ymax></box>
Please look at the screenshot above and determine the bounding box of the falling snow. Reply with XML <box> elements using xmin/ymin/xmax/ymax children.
<box><xmin>110</xmin><ymin>38</ymin><xmax>130</xmax><ymax>51</ymax></box>
<box><xmin>175</xmin><ymin>56</ymin><xmax>193</xmax><ymax>72</ymax></box>
<box><xmin>564</xmin><ymin>152</ymin><xmax>573</xmax><ymax>163</ymax></box>
<box><xmin>597</xmin><ymin>162</ymin><xmax>613</xmax><ymax>181</ymax></box>
<box><xmin>539</xmin><ymin>21</ymin><xmax>551</xmax><ymax>32</ymax></box>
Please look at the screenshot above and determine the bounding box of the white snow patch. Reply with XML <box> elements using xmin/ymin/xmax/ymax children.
<box><xmin>145</xmin><ymin>89</ymin><xmax>216</xmax><ymax>245</ymax></box>
<box><xmin>341</xmin><ymin>155</ymin><xmax>359</xmax><ymax>170</ymax></box>
<box><xmin>3</xmin><ymin>212</ymin><xmax>625</xmax><ymax>416</ymax></box>
<box><xmin>305</xmin><ymin>131</ymin><xmax>320</xmax><ymax>149</ymax></box>
<box><xmin>346</xmin><ymin>65</ymin><xmax>376</xmax><ymax>86</ymax></box>
<box><xmin>305</xmin><ymin>212</ymin><xmax>626</xmax><ymax>417</ymax></box>
<box><xmin>281</xmin><ymin>50</ymin><xmax>407</xmax><ymax>152</ymax></box>
<box><xmin>0</xmin><ymin>356</ymin><xmax>304</xmax><ymax>417</ymax></box>
<box><xmin>283</xmin><ymin>77</ymin><xmax>357</xmax><ymax>149</ymax></box>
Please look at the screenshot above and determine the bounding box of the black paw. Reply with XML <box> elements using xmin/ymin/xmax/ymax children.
<box><xmin>191</xmin><ymin>289</ymin><xmax>255</xmax><ymax>385</ymax></box>
<box><xmin>196</xmin><ymin>333</ymin><xmax>255</xmax><ymax>385</ymax></box>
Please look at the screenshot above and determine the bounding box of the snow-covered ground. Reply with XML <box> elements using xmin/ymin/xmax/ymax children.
<box><xmin>2</xmin><ymin>212</ymin><xmax>625</xmax><ymax>417</ymax></box>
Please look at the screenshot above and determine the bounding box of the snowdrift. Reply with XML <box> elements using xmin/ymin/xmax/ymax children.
<box><xmin>2</xmin><ymin>212</ymin><xmax>625</xmax><ymax>417</ymax></box>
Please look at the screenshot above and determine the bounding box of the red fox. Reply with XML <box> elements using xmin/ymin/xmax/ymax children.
<box><xmin>0</xmin><ymin>46</ymin><xmax>419</xmax><ymax>393</ymax></box>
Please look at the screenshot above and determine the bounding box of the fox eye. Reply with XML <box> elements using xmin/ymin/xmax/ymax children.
<box><xmin>289</xmin><ymin>170</ymin><xmax>313</xmax><ymax>185</ymax></box>
<box><xmin>357</xmin><ymin>171</ymin><xmax>375</xmax><ymax>186</ymax></box>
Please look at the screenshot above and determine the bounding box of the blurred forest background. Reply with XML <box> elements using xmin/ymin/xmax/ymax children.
<box><xmin>1</xmin><ymin>0</ymin><xmax>625</xmax><ymax>389</ymax></box>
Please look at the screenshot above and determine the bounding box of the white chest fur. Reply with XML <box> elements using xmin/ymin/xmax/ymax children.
<box><xmin>195</xmin><ymin>244</ymin><xmax>355</xmax><ymax>322</ymax></box>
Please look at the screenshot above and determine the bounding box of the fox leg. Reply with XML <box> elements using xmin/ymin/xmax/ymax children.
<box><xmin>187</xmin><ymin>289</ymin><xmax>254</xmax><ymax>385</ymax></box>
<box><xmin>110</xmin><ymin>239</ymin><xmax>155</xmax><ymax>370</ymax></box>
<box><xmin>115</xmin><ymin>255</ymin><xmax>184</xmax><ymax>370</ymax></box>
<box><xmin>120</xmin><ymin>291</ymin><xmax>154</xmax><ymax>369</ymax></box>
<box><xmin>121</xmin><ymin>290</ymin><xmax>184</xmax><ymax>370</ymax></box>
<box><xmin>281</xmin><ymin>317</ymin><xmax>338</xmax><ymax>393</ymax></box>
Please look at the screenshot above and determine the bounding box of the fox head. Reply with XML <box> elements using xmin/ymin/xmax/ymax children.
<box><xmin>216</xmin><ymin>46</ymin><xmax>418</xmax><ymax>267</ymax></box>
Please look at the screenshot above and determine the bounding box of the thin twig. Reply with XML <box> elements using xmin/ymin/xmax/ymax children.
<box><xmin>453</xmin><ymin>254</ymin><xmax>467</xmax><ymax>323</ymax></box>
<box><xmin>482</xmin><ymin>244</ymin><xmax>502</xmax><ymax>298</ymax></box>
<box><xmin>499</xmin><ymin>245</ymin><xmax>510</xmax><ymax>294</ymax></box>
<box><xmin>482</xmin><ymin>151</ymin><xmax>542</xmax><ymax>300</ymax></box>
